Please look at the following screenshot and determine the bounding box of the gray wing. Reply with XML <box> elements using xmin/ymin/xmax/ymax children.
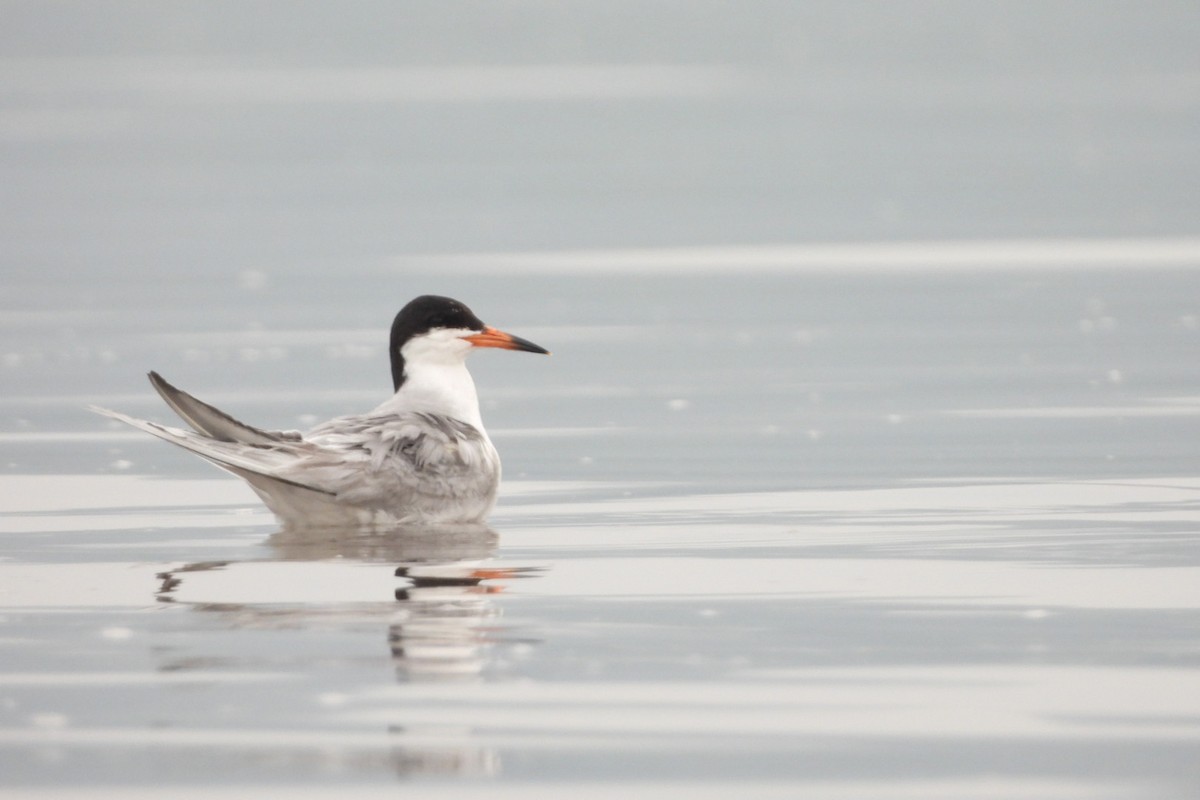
<box><xmin>89</xmin><ymin>406</ymin><xmax>494</xmax><ymax>502</ymax></box>
<box><xmin>91</xmin><ymin>375</ymin><xmax>498</xmax><ymax>521</ymax></box>
<box><xmin>87</xmin><ymin>404</ymin><xmax>339</xmax><ymax>499</ymax></box>
<box><xmin>297</xmin><ymin>412</ymin><xmax>499</xmax><ymax>508</ymax></box>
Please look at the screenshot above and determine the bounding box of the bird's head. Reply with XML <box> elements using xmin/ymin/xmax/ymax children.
<box><xmin>389</xmin><ymin>295</ymin><xmax>549</xmax><ymax>391</ymax></box>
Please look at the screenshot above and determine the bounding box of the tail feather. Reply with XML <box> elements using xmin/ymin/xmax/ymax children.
<box><xmin>87</xmin><ymin>405</ymin><xmax>335</xmax><ymax>499</ymax></box>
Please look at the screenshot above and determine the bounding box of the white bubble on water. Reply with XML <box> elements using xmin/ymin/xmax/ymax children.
<box><xmin>99</xmin><ymin>627</ymin><xmax>134</xmax><ymax>640</ymax></box>
<box><xmin>508</xmin><ymin>642</ymin><xmax>536</xmax><ymax>659</ymax></box>
<box><xmin>182</xmin><ymin>348</ymin><xmax>212</xmax><ymax>363</ymax></box>
<box><xmin>237</xmin><ymin>269</ymin><xmax>269</xmax><ymax>291</ymax></box>
<box><xmin>29</xmin><ymin>713</ymin><xmax>69</xmax><ymax>729</ymax></box>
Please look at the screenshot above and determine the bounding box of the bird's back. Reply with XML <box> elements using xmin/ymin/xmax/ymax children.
<box><xmin>290</xmin><ymin>410</ymin><xmax>502</xmax><ymax>524</ymax></box>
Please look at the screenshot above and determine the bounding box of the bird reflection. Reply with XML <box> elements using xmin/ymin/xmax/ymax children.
<box><xmin>263</xmin><ymin>522</ymin><xmax>541</xmax><ymax>682</ymax></box>
<box><xmin>390</xmin><ymin>560</ymin><xmax>540</xmax><ymax>681</ymax></box>
<box><xmin>265</xmin><ymin>521</ymin><xmax>499</xmax><ymax>563</ymax></box>
<box><xmin>154</xmin><ymin>521</ymin><xmax>543</xmax><ymax>779</ymax></box>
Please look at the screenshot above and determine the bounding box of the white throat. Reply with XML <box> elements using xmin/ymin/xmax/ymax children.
<box><xmin>379</xmin><ymin>330</ymin><xmax>486</xmax><ymax>431</ymax></box>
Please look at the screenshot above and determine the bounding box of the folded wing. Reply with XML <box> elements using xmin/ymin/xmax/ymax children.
<box><xmin>89</xmin><ymin>374</ymin><xmax>500</xmax><ymax>526</ymax></box>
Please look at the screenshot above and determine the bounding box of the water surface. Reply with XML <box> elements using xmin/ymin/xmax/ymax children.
<box><xmin>3</xmin><ymin>3</ymin><xmax>1200</xmax><ymax>798</ymax></box>
<box><xmin>3</xmin><ymin>264</ymin><xmax>1200</xmax><ymax>799</ymax></box>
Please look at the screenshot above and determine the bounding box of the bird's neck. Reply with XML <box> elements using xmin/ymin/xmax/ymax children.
<box><xmin>384</xmin><ymin>359</ymin><xmax>485</xmax><ymax>431</ymax></box>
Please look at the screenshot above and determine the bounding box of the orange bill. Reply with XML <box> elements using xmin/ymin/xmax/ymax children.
<box><xmin>465</xmin><ymin>326</ymin><xmax>550</xmax><ymax>354</ymax></box>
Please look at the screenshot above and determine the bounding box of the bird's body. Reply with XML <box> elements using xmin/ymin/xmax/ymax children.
<box><xmin>90</xmin><ymin>296</ymin><xmax>548</xmax><ymax>528</ymax></box>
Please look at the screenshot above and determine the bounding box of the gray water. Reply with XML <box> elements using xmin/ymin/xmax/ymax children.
<box><xmin>2</xmin><ymin>4</ymin><xmax>1200</xmax><ymax>798</ymax></box>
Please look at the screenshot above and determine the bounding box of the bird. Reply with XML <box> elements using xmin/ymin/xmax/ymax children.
<box><xmin>90</xmin><ymin>295</ymin><xmax>550</xmax><ymax>528</ymax></box>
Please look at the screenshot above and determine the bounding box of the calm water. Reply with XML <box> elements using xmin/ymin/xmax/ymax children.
<box><xmin>3</xmin><ymin>3</ymin><xmax>1200</xmax><ymax>798</ymax></box>
<box><xmin>3</xmin><ymin>265</ymin><xmax>1199</xmax><ymax>799</ymax></box>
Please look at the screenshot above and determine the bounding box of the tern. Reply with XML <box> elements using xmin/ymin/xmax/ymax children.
<box><xmin>90</xmin><ymin>295</ymin><xmax>549</xmax><ymax>528</ymax></box>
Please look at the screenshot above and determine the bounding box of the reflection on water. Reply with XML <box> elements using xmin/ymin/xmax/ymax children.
<box><xmin>265</xmin><ymin>523</ymin><xmax>499</xmax><ymax>563</ymax></box>
<box><xmin>392</xmin><ymin>562</ymin><xmax>541</xmax><ymax>682</ymax></box>
<box><xmin>152</xmin><ymin>522</ymin><xmax>543</xmax><ymax>778</ymax></box>
<box><xmin>0</xmin><ymin>473</ymin><xmax>1198</xmax><ymax>793</ymax></box>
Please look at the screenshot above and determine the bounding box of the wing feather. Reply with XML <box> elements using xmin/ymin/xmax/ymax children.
<box><xmin>88</xmin><ymin>405</ymin><xmax>336</xmax><ymax>496</ymax></box>
<box><xmin>147</xmin><ymin>371</ymin><xmax>300</xmax><ymax>444</ymax></box>
<box><xmin>91</xmin><ymin>390</ymin><xmax>499</xmax><ymax>526</ymax></box>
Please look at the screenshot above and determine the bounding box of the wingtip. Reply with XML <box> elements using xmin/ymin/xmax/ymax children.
<box><xmin>147</xmin><ymin>370</ymin><xmax>182</xmax><ymax>404</ymax></box>
<box><xmin>86</xmin><ymin>404</ymin><xmax>131</xmax><ymax>425</ymax></box>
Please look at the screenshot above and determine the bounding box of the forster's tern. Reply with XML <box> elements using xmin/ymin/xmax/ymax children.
<box><xmin>91</xmin><ymin>295</ymin><xmax>549</xmax><ymax>527</ymax></box>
